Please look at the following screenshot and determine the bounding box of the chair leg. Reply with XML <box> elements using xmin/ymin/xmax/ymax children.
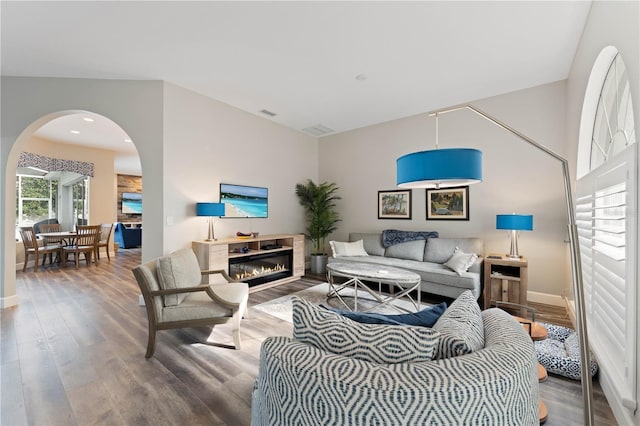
<box><xmin>232</xmin><ymin>307</ymin><xmax>244</xmax><ymax>350</ymax></box>
<box><xmin>33</xmin><ymin>254</ymin><xmax>39</xmax><ymax>272</ymax></box>
<box><xmin>23</xmin><ymin>253</ymin><xmax>29</xmax><ymax>272</ymax></box>
<box><xmin>145</xmin><ymin>325</ymin><xmax>157</xmax><ymax>359</ymax></box>
<box><xmin>106</xmin><ymin>246</ymin><xmax>111</xmax><ymax>261</ymax></box>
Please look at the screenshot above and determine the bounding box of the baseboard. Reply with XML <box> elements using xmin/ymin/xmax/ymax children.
<box><xmin>1</xmin><ymin>294</ymin><xmax>19</xmax><ymax>309</ymax></box>
<box><xmin>527</xmin><ymin>291</ymin><xmax>564</xmax><ymax>307</ymax></box>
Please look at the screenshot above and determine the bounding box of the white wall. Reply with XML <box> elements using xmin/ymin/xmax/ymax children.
<box><xmin>161</xmin><ymin>82</ymin><xmax>318</xmax><ymax>253</ymax></box>
<box><xmin>319</xmin><ymin>80</ymin><xmax>569</xmax><ymax>302</ymax></box>
<box><xmin>565</xmin><ymin>1</ymin><xmax>640</xmax><ymax>424</ymax></box>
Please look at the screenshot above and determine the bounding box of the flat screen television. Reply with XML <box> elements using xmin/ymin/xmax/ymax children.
<box><xmin>122</xmin><ymin>192</ymin><xmax>142</xmax><ymax>214</ymax></box>
<box><xmin>220</xmin><ymin>183</ymin><xmax>268</xmax><ymax>218</ymax></box>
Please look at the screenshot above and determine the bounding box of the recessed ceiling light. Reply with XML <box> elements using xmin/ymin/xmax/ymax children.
<box><xmin>124</xmin><ymin>138</ymin><xmax>132</xmax><ymax>143</ymax></box>
<box><xmin>83</xmin><ymin>117</ymin><xmax>94</xmax><ymax>122</ymax></box>
<box><xmin>70</xmin><ymin>130</ymin><xmax>80</xmax><ymax>134</ymax></box>
<box><xmin>259</xmin><ymin>109</ymin><xmax>277</xmax><ymax>117</ymax></box>
<box><xmin>355</xmin><ymin>74</ymin><xmax>367</xmax><ymax>81</ymax></box>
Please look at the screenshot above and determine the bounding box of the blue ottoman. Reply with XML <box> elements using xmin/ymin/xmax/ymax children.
<box><xmin>535</xmin><ymin>322</ymin><xmax>598</xmax><ymax>380</ymax></box>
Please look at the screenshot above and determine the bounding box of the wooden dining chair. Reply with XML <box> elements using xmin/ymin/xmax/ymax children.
<box><xmin>62</xmin><ymin>224</ymin><xmax>101</xmax><ymax>268</ymax></box>
<box><xmin>96</xmin><ymin>223</ymin><xmax>114</xmax><ymax>261</ymax></box>
<box><xmin>39</xmin><ymin>222</ymin><xmax>63</xmax><ymax>264</ymax></box>
<box><xmin>19</xmin><ymin>226</ymin><xmax>62</xmax><ymax>272</ymax></box>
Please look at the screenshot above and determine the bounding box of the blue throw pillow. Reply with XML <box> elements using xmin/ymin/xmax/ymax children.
<box><xmin>324</xmin><ymin>302</ymin><xmax>447</xmax><ymax>327</ymax></box>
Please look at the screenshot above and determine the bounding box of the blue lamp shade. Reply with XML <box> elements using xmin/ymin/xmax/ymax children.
<box><xmin>496</xmin><ymin>214</ymin><xmax>533</xmax><ymax>231</ymax></box>
<box><xmin>397</xmin><ymin>148</ymin><xmax>483</xmax><ymax>188</ymax></box>
<box><xmin>196</xmin><ymin>202</ymin><xmax>225</xmax><ymax>217</ymax></box>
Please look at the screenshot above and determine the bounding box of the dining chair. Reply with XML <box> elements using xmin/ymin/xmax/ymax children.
<box><xmin>96</xmin><ymin>223</ymin><xmax>114</xmax><ymax>261</ymax></box>
<box><xmin>62</xmin><ymin>224</ymin><xmax>101</xmax><ymax>268</ymax></box>
<box><xmin>19</xmin><ymin>226</ymin><xmax>62</xmax><ymax>272</ymax></box>
<box><xmin>39</xmin><ymin>222</ymin><xmax>63</xmax><ymax>264</ymax></box>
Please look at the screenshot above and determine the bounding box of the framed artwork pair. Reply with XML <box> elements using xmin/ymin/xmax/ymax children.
<box><xmin>378</xmin><ymin>186</ymin><xmax>469</xmax><ymax>220</ymax></box>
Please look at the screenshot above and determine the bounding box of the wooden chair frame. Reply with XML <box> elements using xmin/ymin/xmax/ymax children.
<box><xmin>96</xmin><ymin>223</ymin><xmax>114</xmax><ymax>261</ymax></box>
<box><xmin>133</xmin><ymin>264</ymin><xmax>248</xmax><ymax>358</ymax></box>
<box><xmin>19</xmin><ymin>226</ymin><xmax>62</xmax><ymax>272</ymax></box>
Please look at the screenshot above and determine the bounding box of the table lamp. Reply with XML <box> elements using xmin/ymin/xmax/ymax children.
<box><xmin>196</xmin><ymin>202</ymin><xmax>225</xmax><ymax>241</ymax></box>
<box><xmin>496</xmin><ymin>213</ymin><xmax>533</xmax><ymax>259</ymax></box>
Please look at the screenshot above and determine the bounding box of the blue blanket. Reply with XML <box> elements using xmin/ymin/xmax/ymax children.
<box><xmin>381</xmin><ymin>229</ymin><xmax>439</xmax><ymax>248</ymax></box>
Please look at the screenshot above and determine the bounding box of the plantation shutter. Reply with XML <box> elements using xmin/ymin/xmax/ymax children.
<box><xmin>576</xmin><ymin>144</ymin><xmax>637</xmax><ymax>410</ymax></box>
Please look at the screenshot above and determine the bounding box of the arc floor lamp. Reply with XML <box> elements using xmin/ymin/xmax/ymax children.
<box><xmin>397</xmin><ymin>104</ymin><xmax>594</xmax><ymax>426</ymax></box>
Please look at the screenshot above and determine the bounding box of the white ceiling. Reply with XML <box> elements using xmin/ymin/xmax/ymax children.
<box><xmin>1</xmin><ymin>1</ymin><xmax>592</xmax><ymax>173</ymax></box>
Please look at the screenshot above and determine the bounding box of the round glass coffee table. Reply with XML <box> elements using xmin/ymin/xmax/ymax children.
<box><xmin>326</xmin><ymin>262</ymin><xmax>421</xmax><ymax>312</ymax></box>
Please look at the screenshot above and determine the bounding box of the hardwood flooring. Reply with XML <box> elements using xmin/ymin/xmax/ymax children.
<box><xmin>2</xmin><ymin>249</ymin><xmax>617</xmax><ymax>425</ymax></box>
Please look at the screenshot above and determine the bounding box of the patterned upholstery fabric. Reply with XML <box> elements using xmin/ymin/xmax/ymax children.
<box><xmin>381</xmin><ymin>229</ymin><xmax>439</xmax><ymax>248</ymax></box>
<box><xmin>292</xmin><ymin>297</ymin><xmax>440</xmax><ymax>364</ymax></box>
<box><xmin>252</xmin><ymin>308</ymin><xmax>538</xmax><ymax>426</ymax></box>
<box><xmin>535</xmin><ymin>322</ymin><xmax>598</xmax><ymax>380</ymax></box>
<box><xmin>432</xmin><ymin>290</ymin><xmax>484</xmax><ymax>359</ymax></box>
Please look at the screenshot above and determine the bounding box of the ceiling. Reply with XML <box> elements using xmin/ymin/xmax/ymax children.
<box><xmin>1</xmin><ymin>1</ymin><xmax>592</xmax><ymax>173</ymax></box>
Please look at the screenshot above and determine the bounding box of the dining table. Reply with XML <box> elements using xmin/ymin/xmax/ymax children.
<box><xmin>38</xmin><ymin>231</ymin><xmax>77</xmax><ymax>246</ymax></box>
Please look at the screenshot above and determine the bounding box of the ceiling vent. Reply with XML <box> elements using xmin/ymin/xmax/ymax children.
<box><xmin>259</xmin><ymin>109</ymin><xmax>277</xmax><ymax>117</ymax></box>
<box><xmin>302</xmin><ymin>124</ymin><xmax>335</xmax><ymax>136</ymax></box>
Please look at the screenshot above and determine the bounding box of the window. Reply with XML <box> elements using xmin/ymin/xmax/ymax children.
<box><xmin>15</xmin><ymin>175</ymin><xmax>58</xmax><ymax>226</ymax></box>
<box><xmin>577</xmin><ymin>48</ymin><xmax>637</xmax><ymax>413</ymax></box>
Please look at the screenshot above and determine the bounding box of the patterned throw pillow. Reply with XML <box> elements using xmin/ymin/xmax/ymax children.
<box><xmin>432</xmin><ymin>290</ymin><xmax>484</xmax><ymax>359</ymax></box>
<box><xmin>292</xmin><ymin>297</ymin><xmax>440</xmax><ymax>363</ymax></box>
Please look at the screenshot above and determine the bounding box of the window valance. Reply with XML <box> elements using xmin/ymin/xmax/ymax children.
<box><xmin>18</xmin><ymin>152</ymin><xmax>94</xmax><ymax>177</ymax></box>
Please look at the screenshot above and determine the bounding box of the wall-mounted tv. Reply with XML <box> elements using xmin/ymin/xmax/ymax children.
<box><xmin>122</xmin><ymin>192</ymin><xmax>142</xmax><ymax>214</ymax></box>
<box><xmin>220</xmin><ymin>183</ymin><xmax>268</xmax><ymax>218</ymax></box>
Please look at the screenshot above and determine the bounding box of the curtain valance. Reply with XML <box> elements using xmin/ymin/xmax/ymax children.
<box><xmin>18</xmin><ymin>152</ymin><xmax>94</xmax><ymax>177</ymax></box>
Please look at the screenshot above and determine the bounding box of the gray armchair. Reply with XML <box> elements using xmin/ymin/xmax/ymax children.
<box><xmin>132</xmin><ymin>248</ymin><xmax>248</xmax><ymax>358</ymax></box>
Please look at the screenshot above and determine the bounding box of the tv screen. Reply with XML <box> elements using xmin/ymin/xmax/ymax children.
<box><xmin>122</xmin><ymin>192</ymin><xmax>142</xmax><ymax>214</ymax></box>
<box><xmin>220</xmin><ymin>183</ymin><xmax>268</xmax><ymax>218</ymax></box>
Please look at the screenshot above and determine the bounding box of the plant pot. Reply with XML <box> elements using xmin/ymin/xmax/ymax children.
<box><xmin>310</xmin><ymin>254</ymin><xmax>329</xmax><ymax>275</ymax></box>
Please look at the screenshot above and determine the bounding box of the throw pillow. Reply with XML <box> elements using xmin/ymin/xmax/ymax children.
<box><xmin>156</xmin><ymin>248</ymin><xmax>203</xmax><ymax>307</ymax></box>
<box><xmin>432</xmin><ymin>290</ymin><xmax>484</xmax><ymax>359</ymax></box>
<box><xmin>329</xmin><ymin>240</ymin><xmax>369</xmax><ymax>257</ymax></box>
<box><xmin>326</xmin><ymin>302</ymin><xmax>447</xmax><ymax>328</ymax></box>
<box><xmin>444</xmin><ymin>247</ymin><xmax>478</xmax><ymax>276</ymax></box>
<box><xmin>292</xmin><ymin>297</ymin><xmax>440</xmax><ymax>363</ymax></box>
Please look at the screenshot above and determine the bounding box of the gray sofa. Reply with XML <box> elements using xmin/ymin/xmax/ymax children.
<box><xmin>328</xmin><ymin>232</ymin><xmax>484</xmax><ymax>299</ymax></box>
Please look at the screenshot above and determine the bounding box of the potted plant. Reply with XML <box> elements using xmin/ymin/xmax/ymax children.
<box><xmin>295</xmin><ymin>179</ymin><xmax>341</xmax><ymax>274</ymax></box>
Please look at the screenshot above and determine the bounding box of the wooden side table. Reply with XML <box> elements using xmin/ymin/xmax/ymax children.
<box><xmin>483</xmin><ymin>254</ymin><xmax>528</xmax><ymax>310</ymax></box>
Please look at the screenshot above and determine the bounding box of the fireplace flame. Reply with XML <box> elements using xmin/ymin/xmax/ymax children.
<box><xmin>234</xmin><ymin>263</ymin><xmax>286</xmax><ymax>281</ymax></box>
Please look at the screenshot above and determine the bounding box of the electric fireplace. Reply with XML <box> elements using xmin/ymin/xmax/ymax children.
<box><xmin>228</xmin><ymin>250</ymin><xmax>293</xmax><ymax>287</ymax></box>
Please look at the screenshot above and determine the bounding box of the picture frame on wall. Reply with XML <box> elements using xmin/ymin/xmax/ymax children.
<box><xmin>378</xmin><ymin>190</ymin><xmax>412</xmax><ymax>220</ymax></box>
<box><xmin>426</xmin><ymin>186</ymin><xmax>469</xmax><ymax>220</ymax></box>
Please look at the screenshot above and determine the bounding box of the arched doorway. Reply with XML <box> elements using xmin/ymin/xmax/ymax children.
<box><xmin>5</xmin><ymin>110</ymin><xmax>141</xmax><ymax>306</ymax></box>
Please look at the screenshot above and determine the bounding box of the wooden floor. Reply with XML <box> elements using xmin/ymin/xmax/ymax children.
<box><xmin>1</xmin><ymin>249</ymin><xmax>617</xmax><ymax>425</ymax></box>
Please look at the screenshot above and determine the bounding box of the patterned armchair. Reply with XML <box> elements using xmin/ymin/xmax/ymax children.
<box><xmin>252</xmin><ymin>300</ymin><xmax>538</xmax><ymax>426</ymax></box>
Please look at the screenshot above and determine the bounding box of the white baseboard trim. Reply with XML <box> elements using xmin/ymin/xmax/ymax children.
<box><xmin>527</xmin><ymin>291</ymin><xmax>564</xmax><ymax>307</ymax></box>
<box><xmin>1</xmin><ymin>294</ymin><xmax>19</xmax><ymax>309</ymax></box>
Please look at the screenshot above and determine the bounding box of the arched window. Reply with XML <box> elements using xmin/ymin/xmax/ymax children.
<box><xmin>576</xmin><ymin>47</ymin><xmax>637</xmax><ymax>413</ymax></box>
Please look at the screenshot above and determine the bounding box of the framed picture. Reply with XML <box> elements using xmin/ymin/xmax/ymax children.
<box><xmin>426</xmin><ymin>186</ymin><xmax>469</xmax><ymax>220</ymax></box>
<box><xmin>378</xmin><ymin>190</ymin><xmax>412</xmax><ymax>219</ymax></box>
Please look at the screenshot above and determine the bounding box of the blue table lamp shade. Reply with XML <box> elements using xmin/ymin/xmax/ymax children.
<box><xmin>397</xmin><ymin>148</ymin><xmax>483</xmax><ymax>188</ymax></box>
<box><xmin>196</xmin><ymin>202</ymin><xmax>225</xmax><ymax>241</ymax></box>
<box><xmin>496</xmin><ymin>214</ymin><xmax>533</xmax><ymax>258</ymax></box>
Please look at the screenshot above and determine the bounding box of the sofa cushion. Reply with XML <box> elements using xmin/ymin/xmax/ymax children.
<box><xmin>384</xmin><ymin>239</ymin><xmax>426</xmax><ymax>262</ymax></box>
<box><xmin>329</xmin><ymin>239</ymin><xmax>368</xmax><ymax>257</ymax></box>
<box><xmin>156</xmin><ymin>248</ymin><xmax>202</xmax><ymax>307</ymax></box>
<box><xmin>326</xmin><ymin>302</ymin><xmax>447</xmax><ymax>327</ymax></box>
<box><xmin>292</xmin><ymin>297</ymin><xmax>440</xmax><ymax>363</ymax></box>
<box><xmin>444</xmin><ymin>247</ymin><xmax>478</xmax><ymax>276</ymax></box>
<box><xmin>349</xmin><ymin>233</ymin><xmax>385</xmax><ymax>256</ymax></box>
<box><xmin>424</xmin><ymin>237</ymin><xmax>483</xmax><ymax>263</ymax></box>
<box><xmin>433</xmin><ymin>290</ymin><xmax>484</xmax><ymax>359</ymax></box>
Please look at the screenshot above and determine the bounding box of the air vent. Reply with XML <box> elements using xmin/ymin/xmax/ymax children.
<box><xmin>259</xmin><ymin>109</ymin><xmax>277</xmax><ymax>117</ymax></box>
<box><xmin>302</xmin><ymin>124</ymin><xmax>335</xmax><ymax>136</ymax></box>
